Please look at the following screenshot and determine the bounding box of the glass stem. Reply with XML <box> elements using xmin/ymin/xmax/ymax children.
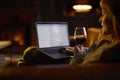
<box><xmin>77</xmin><ymin>44</ymin><xmax>84</xmax><ymax>55</ymax></box>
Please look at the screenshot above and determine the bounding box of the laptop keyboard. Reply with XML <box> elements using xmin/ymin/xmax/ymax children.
<box><xmin>42</xmin><ymin>48</ymin><xmax>72</xmax><ymax>59</ymax></box>
<box><xmin>43</xmin><ymin>49</ymin><xmax>61</xmax><ymax>54</ymax></box>
<box><xmin>43</xmin><ymin>48</ymin><xmax>73</xmax><ymax>56</ymax></box>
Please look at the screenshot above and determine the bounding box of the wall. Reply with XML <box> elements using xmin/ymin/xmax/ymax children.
<box><xmin>0</xmin><ymin>0</ymin><xmax>101</xmax><ymax>47</ymax></box>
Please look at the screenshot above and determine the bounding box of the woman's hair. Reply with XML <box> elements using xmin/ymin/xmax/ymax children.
<box><xmin>100</xmin><ymin>0</ymin><xmax>120</xmax><ymax>38</ymax></box>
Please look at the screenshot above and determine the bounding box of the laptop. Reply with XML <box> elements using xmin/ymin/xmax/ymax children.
<box><xmin>35</xmin><ymin>22</ymin><xmax>72</xmax><ymax>60</ymax></box>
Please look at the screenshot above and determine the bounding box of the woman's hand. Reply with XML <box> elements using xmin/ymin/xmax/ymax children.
<box><xmin>69</xmin><ymin>45</ymin><xmax>84</xmax><ymax>65</ymax></box>
<box><xmin>73</xmin><ymin>44</ymin><xmax>84</xmax><ymax>56</ymax></box>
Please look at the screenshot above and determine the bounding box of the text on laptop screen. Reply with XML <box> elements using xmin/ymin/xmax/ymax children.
<box><xmin>36</xmin><ymin>22</ymin><xmax>69</xmax><ymax>48</ymax></box>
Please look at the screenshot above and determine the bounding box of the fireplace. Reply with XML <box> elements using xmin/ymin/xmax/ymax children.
<box><xmin>0</xmin><ymin>14</ymin><xmax>32</xmax><ymax>54</ymax></box>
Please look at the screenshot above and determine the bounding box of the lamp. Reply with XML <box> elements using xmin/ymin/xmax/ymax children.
<box><xmin>73</xmin><ymin>0</ymin><xmax>92</xmax><ymax>13</ymax></box>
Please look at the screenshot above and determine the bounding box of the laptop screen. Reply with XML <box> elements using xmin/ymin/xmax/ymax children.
<box><xmin>36</xmin><ymin>22</ymin><xmax>70</xmax><ymax>48</ymax></box>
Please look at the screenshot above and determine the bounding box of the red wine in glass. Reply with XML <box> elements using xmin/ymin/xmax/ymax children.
<box><xmin>75</xmin><ymin>37</ymin><xmax>86</xmax><ymax>44</ymax></box>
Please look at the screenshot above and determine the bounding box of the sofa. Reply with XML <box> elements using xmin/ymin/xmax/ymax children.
<box><xmin>0</xmin><ymin>63</ymin><xmax>120</xmax><ymax>80</ymax></box>
<box><xmin>1</xmin><ymin>27</ymin><xmax>120</xmax><ymax>80</ymax></box>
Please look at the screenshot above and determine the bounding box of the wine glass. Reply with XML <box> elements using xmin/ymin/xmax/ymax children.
<box><xmin>74</xmin><ymin>27</ymin><xmax>87</xmax><ymax>55</ymax></box>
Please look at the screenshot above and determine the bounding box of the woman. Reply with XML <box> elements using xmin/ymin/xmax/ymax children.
<box><xmin>18</xmin><ymin>0</ymin><xmax>120</xmax><ymax>66</ymax></box>
<box><xmin>70</xmin><ymin>0</ymin><xmax>120</xmax><ymax>65</ymax></box>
